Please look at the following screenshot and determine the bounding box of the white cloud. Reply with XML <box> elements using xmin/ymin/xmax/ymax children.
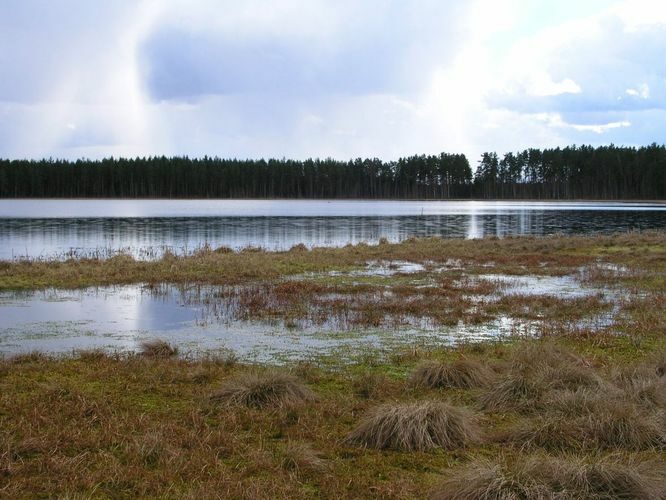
<box><xmin>526</xmin><ymin>75</ymin><xmax>582</xmax><ymax>97</ymax></box>
<box><xmin>626</xmin><ymin>84</ymin><xmax>651</xmax><ymax>99</ymax></box>
<box><xmin>0</xmin><ymin>0</ymin><xmax>664</xmax><ymax>162</ymax></box>
<box><xmin>535</xmin><ymin>113</ymin><xmax>631</xmax><ymax>134</ymax></box>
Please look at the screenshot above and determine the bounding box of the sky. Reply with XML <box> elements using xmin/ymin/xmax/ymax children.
<box><xmin>0</xmin><ymin>0</ymin><xmax>665</xmax><ymax>163</ymax></box>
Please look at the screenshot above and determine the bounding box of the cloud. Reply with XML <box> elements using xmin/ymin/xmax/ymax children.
<box><xmin>489</xmin><ymin>1</ymin><xmax>666</xmax><ymax>116</ymax></box>
<box><xmin>0</xmin><ymin>0</ymin><xmax>664</xmax><ymax>162</ymax></box>
<box><xmin>534</xmin><ymin>113</ymin><xmax>631</xmax><ymax>134</ymax></box>
<box><xmin>138</xmin><ymin>1</ymin><xmax>469</xmax><ymax>101</ymax></box>
<box><xmin>626</xmin><ymin>84</ymin><xmax>650</xmax><ymax>99</ymax></box>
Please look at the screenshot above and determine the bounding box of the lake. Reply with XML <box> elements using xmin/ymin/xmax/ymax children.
<box><xmin>0</xmin><ymin>200</ymin><xmax>664</xmax><ymax>260</ymax></box>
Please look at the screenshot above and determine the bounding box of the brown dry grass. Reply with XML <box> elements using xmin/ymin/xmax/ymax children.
<box><xmin>431</xmin><ymin>454</ymin><xmax>666</xmax><ymax>500</ymax></box>
<box><xmin>139</xmin><ymin>339</ymin><xmax>178</xmax><ymax>358</ymax></box>
<box><xmin>409</xmin><ymin>358</ymin><xmax>492</xmax><ymax>389</ymax></box>
<box><xmin>504</xmin><ymin>400</ymin><xmax>665</xmax><ymax>451</ymax></box>
<box><xmin>2</xmin><ymin>230</ymin><xmax>664</xmax><ymax>290</ymax></box>
<box><xmin>480</xmin><ymin>342</ymin><xmax>601</xmax><ymax>412</ymax></box>
<box><xmin>210</xmin><ymin>370</ymin><xmax>316</xmax><ymax>409</ymax></box>
<box><xmin>1</xmin><ymin>231</ymin><xmax>665</xmax><ymax>497</ymax></box>
<box><xmin>3</xmin><ymin>336</ymin><xmax>666</xmax><ymax>497</ymax></box>
<box><xmin>278</xmin><ymin>441</ymin><xmax>327</xmax><ymax>477</ymax></box>
<box><xmin>346</xmin><ymin>401</ymin><xmax>481</xmax><ymax>451</ymax></box>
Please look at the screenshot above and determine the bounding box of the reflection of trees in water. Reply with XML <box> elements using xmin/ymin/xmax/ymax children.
<box><xmin>0</xmin><ymin>211</ymin><xmax>664</xmax><ymax>259</ymax></box>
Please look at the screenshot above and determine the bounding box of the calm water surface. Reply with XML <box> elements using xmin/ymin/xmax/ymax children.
<box><xmin>0</xmin><ymin>200</ymin><xmax>664</xmax><ymax>259</ymax></box>
<box><xmin>0</xmin><ymin>271</ymin><xmax>613</xmax><ymax>359</ymax></box>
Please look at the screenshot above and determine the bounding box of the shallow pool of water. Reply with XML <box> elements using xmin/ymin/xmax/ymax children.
<box><xmin>0</xmin><ymin>268</ymin><xmax>621</xmax><ymax>361</ymax></box>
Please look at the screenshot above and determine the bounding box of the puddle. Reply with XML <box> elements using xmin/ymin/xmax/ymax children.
<box><xmin>0</xmin><ymin>271</ymin><xmax>625</xmax><ymax>361</ymax></box>
<box><xmin>0</xmin><ymin>283</ymin><xmax>565</xmax><ymax>361</ymax></box>
<box><xmin>473</xmin><ymin>274</ymin><xmax>605</xmax><ymax>298</ymax></box>
<box><xmin>329</xmin><ymin>260</ymin><xmax>427</xmax><ymax>277</ymax></box>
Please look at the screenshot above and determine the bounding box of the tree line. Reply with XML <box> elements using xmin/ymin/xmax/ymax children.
<box><xmin>0</xmin><ymin>144</ymin><xmax>663</xmax><ymax>199</ymax></box>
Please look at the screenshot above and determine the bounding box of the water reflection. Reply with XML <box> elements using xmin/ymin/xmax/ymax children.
<box><xmin>1</xmin><ymin>208</ymin><xmax>664</xmax><ymax>260</ymax></box>
<box><xmin>0</xmin><ymin>284</ymin><xmax>500</xmax><ymax>360</ymax></box>
<box><xmin>0</xmin><ymin>269</ymin><xmax>619</xmax><ymax>360</ymax></box>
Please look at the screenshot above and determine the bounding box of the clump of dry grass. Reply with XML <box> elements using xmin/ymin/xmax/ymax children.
<box><xmin>409</xmin><ymin>359</ymin><xmax>492</xmax><ymax>389</ymax></box>
<box><xmin>544</xmin><ymin>387</ymin><xmax>610</xmax><ymax>416</ymax></box>
<box><xmin>139</xmin><ymin>339</ymin><xmax>178</xmax><ymax>358</ymax></box>
<box><xmin>617</xmin><ymin>375</ymin><xmax>666</xmax><ymax>409</ymax></box>
<box><xmin>480</xmin><ymin>342</ymin><xmax>601</xmax><ymax>412</ymax></box>
<box><xmin>279</xmin><ymin>442</ymin><xmax>327</xmax><ymax>477</ymax></box>
<box><xmin>613</xmin><ymin>359</ymin><xmax>666</xmax><ymax>410</ymax></box>
<box><xmin>431</xmin><ymin>454</ymin><xmax>666</xmax><ymax>500</ymax></box>
<box><xmin>214</xmin><ymin>245</ymin><xmax>234</xmax><ymax>254</ymax></box>
<box><xmin>75</xmin><ymin>348</ymin><xmax>109</xmax><ymax>362</ymax></box>
<box><xmin>509</xmin><ymin>342</ymin><xmax>587</xmax><ymax>371</ymax></box>
<box><xmin>346</xmin><ymin>401</ymin><xmax>480</xmax><ymax>451</ymax></box>
<box><xmin>504</xmin><ymin>400</ymin><xmax>665</xmax><ymax>451</ymax></box>
<box><xmin>539</xmin><ymin>363</ymin><xmax>603</xmax><ymax>391</ymax></box>
<box><xmin>480</xmin><ymin>370</ymin><xmax>544</xmax><ymax>412</ymax></box>
<box><xmin>210</xmin><ymin>371</ymin><xmax>316</xmax><ymax>409</ymax></box>
<box><xmin>289</xmin><ymin>243</ymin><xmax>308</xmax><ymax>253</ymax></box>
<box><xmin>9</xmin><ymin>352</ymin><xmax>49</xmax><ymax>364</ymax></box>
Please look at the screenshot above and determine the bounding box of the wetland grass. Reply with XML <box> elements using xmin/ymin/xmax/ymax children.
<box><xmin>431</xmin><ymin>454</ymin><xmax>666</xmax><ymax>500</ymax></box>
<box><xmin>1</xmin><ymin>232</ymin><xmax>666</xmax><ymax>497</ymax></box>
<box><xmin>1</xmin><ymin>230</ymin><xmax>664</xmax><ymax>290</ymax></box>
<box><xmin>2</xmin><ymin>337</ymin><xmax>666</xmax><ymax>497</ymax></box>
<box><xmin>346</xmin><ymin>401</ymin><xmax>481</xmax><ymax>451</ymax></box>
<box><xmin>210</xmin><ymin>370</ymin><xmax>316</xmax><ymax>409</ymax></box>
<box><xmin>409</xmin><ymin>358</ymin><xmax>492</xmax><ymax>389</ymax></box>
<box><xmin>139</xmin><ymin>338</ymin><xmax>178</xmax><ymax>358</ymax></box>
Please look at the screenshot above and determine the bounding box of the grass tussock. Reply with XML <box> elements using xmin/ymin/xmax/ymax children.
<box><xmin>480</xmin><ymin>342</ymin><xmax>601</xmax><ymax>412</ymax></box>
<box><xmin>480</xmin><ymin>371</ymin><xmax>544</xmax><ymax>412</ymax></box>
<box><xmin>346</xmin><ymin>401</ymin><xmax>480</xmax><ymax>451</ymax></box>
<box><xmin>74</xmin><ymin>348</ymin><xmax>109</xmax><ymax>362</ymax></box>
<box><xmin>505</xmin><ymin>400</ymin><xmax>665</xmax><ymax>451</ymax></box>
<box><xmin>509</xmin><ymin>341</ymin><xmax>588</xmax><ymax>371</ymax></box>
<box><xmin>210</xmin><ymin>371</ymin><xmax>316</xmax><ymax>409</ymax></box>
<box><xmin>139</xmin><ymin>339</ymin><xmax>178</xmax><ymax>358</ymax></box>
<box><xmin>278</xmin><ymin>441</ymin><xmax>327</xmax><ymax>477</ymax></box>
<box><xmin>410</xmin><ymin>358</ymin><xmax>492</xmax><ymax>390</ymax></box>
<box><xmin>431</xmin><ymin>454</ymin><xmax>666</xmax><ymax>500</ymax></box>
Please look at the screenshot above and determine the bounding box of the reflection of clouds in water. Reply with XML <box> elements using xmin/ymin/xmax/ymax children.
<box><xmin>0</xmin><ymin>286</ymin><xmax>200</xmax><ymax>353</ymax></box>
<box><xmin>0</xmin><ymin>271</ymin><xmax>620</xmax><ymax>361</ymax></box>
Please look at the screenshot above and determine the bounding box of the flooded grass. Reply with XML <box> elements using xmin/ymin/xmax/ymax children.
<box><xmin>1</xmin><ymin>232</ymin><xmax>666</xmax><ymax>496</ymax></box>
<box><xmin>1</xmin><ymin>231</ymin><xmax>665</xmax><ymax>359</ymax></box>
<box><xmin>1</xmin><ymin>230</ymin><xmax>664</xmax><ymax>290</ymax></box>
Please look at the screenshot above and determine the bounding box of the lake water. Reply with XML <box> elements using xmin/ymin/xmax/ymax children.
<box><xmin>0</xmin><ymin>200</ymin><xmax>664</xmax><ymax>260</ymax></box>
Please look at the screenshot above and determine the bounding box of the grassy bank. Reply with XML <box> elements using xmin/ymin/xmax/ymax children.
<box><xmin>1</xmin><ymin>339</ymin><xmax>665</xmax><ymax>498</ymax></box>
<box><xmin>1</xmin><ymin>231</ymin><xmax>665</xmax><ymax>497</ymax></box>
